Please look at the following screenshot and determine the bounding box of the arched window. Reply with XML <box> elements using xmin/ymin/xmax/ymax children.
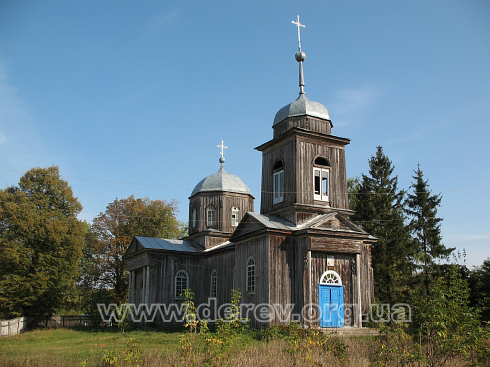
<box><xmin>246</xmin><ymin>257</ymin><xmax>255</xmax><ymax>293</ymax></box>
<box><xmin>231</xmin><ymin>207</ymin><xmax>239</xmax><ymax>227</ymax></box>
<box><xmin>210</xmin><ymin>269</ymin><xmax>217</xmax><ymax>298</ymax></box>
<box><xmin>272</xmin><ymin>160</ymin><xmax>284</xmax><ymax>204</ymax></box>
<box><xmin>319</xmin><ymin>270</ymin><xmax>342</xmax><ymax>285</ymax></box>
<box><xmin>207</xmin><ymin>206</ymin><xmax>216</xmax><ymax>228</ymax></box>
<box><xmin>313</xmin><ymin>157</ymin><xmax>330</xmax><ymax>202</ymax></box>
<box><xmin>192</xmin><ymin>208</ymin><xmax>197</xmax><ymax>228</ymax></box>
<box><xmin>174</xmin><ymin>270</ymin><xmax>189</xmax><ymax>299</ymax></box>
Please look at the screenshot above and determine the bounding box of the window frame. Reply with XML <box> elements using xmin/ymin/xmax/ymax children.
<box><xmin>207</xmin><ymin>206</ymin><xmax>216</xmax><ymax>228</ymax></box>
<box><xmin>192</xmin><ymin>208</ymin><xmax>197</xmax><ymax>228</ymax></box>
<box><xmin>313</xmin><ymin>157</ymin><xmax>330</xmax><ymax>202</ymax></box>
<box><xmin>210</xmin><ymin>269</ymin><xmax>218</xmax><ymax>298</ymax></box>
<box><xmin>231</xmin><ymin>207</ymin><xmax>239</xmax><ymax>227</ymax></box>
<box><xmin>174</xmin><ymin>270</ymin><xmax>189</xmax><ymax>300</ymax></box>
<box><xmin>246</xmin><ymin>257</ymin><xmax>256</xmax><ymax>293</ymax></box>
<box><xmin>272</xmin><ymin>161</ymin><xmax>284</xmax><ymax>205</ymax></box>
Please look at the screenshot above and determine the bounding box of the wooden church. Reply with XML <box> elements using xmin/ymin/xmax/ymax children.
<box><xmin>124</xmin><ymin>17</ymin><xmax>375</xmax><ymax>328</ymax></box>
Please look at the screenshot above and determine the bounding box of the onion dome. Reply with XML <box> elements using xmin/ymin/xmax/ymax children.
<box><xmin>190</xmin><ymin>166</ymin><xmax>252</xmax><ymax>197</ymax></box>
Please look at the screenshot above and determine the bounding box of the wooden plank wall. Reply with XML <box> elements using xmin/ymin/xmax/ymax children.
<box><xmin>260</xmin><ymin>135</ymin><xmax>348</xmax><ymax>215</ymax></box>
<box><xmin>189</xmin><ymin>193</ymin><xmax>254</xmax><ymax>237</ymax></box>
<box><xmin>296</xmin><ymin>138</ymin><xmax>348</xmax><ymax>210</ymax></box>
<box><xmin>360</xmin><ymin>243</ymin><xmax>374</xmax><ymax>314</ymax></box>
<box><xmin>234</xmin><ymin>236</ymin><xmax>270</xmax><ymax>328</ymax></box>
<box><xmin>273</xmin><ymin>117</ymin><xmax>332</xmax><ymax>139</ymax></box>
<box><xmin>260</xmin><ymin>139</ymin><xmax>296</xmax><ymax>214</ymax></box>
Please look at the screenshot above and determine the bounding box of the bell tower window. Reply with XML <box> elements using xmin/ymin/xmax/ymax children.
<box><xmin>313</xmin><ymin>157</ymin><xmax>330</xmax><ymax>202</ymax></box>
<box><xmin>207</xmin><ymin>206</ymin><xmax>216</xmax><ymax>228</ymax></box>
<box><xmin>231</xmin><ymin>207</ymin><xmax>239</xmax><ymax>226</ymax></box>
<box><xmin>192</xmin><ymin>208</ymin><xmax>197</xmax><ymax>228</ymax></box>
<box><xmin>273</xmin><ymin>160</ymin><xmax>284</xmax><ymax>204</ymax></box>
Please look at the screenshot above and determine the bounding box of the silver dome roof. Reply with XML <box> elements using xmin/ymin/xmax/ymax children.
<box><xmin>273</xmin><ymin>94</ymin><xmax>330</xmax><ymax>126</ymax></box>
<box><xmin>190</xmin><ymin>166</ymin><xmax>252</xmax><ymax>197</ymax></box>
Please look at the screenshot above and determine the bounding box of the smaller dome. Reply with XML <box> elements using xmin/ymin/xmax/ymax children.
<box><xmin>273</xmin><ymin>94</ymin><xmax>330</xmax><ymax>126</ymax></box>
<box><xmin>190</xmin><ymin>166</ymin><xmax>252</xmax><ymax>197</ymax></box>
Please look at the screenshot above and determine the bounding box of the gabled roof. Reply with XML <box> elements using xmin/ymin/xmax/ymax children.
<box><xmin>231</xmin><ymin>211</ymin><xmax>375</xmax><ymax>241</ymax></box>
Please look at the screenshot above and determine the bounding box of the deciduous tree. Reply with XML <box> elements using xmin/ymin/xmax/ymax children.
<box><xmin>0</xmin><ymin>166</ymin><xmax>85</xmax><ymax>318</ymax></box>
<box><xmin>89</xmin><ymin>196</ymin><xmax>182</xmax><ymax>303</ymax></box>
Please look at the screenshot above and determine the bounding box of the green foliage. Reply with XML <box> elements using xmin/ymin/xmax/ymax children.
<box><xmin>89</xmin><ymin>196</ymin><xmax>181</xmax><ymax>303</ymax></box>
<box><xmin>0</xmin><ymin>166</ymin><xmax>85</xmax><ymax>318</ymax></box>
<box><xmin>351</xmin><ymin>146</ymin><xmax>414</xmax><ymax>304</ymax></box>
<box><xmin>371</xmin><ymin>322</ymin><xmax>423</xmax><ymax>367</ymax></box>
<box><xmin>469</xmin><ymin>257</ymin><xmax>490</xmax><ymax>322</ymax></box>
<box><xmin>412</xmin><ymin>265</ymin><xmax>490</xmax><ymax>367</ymax></box>
<box><xmin>101</xmin><ymin>337</ymin><xmax>143</xmax><ymax>367</ymax></box>
<box><xmin>405</xmin><ymin>164</ymin><xmax>454</xmax><ymax>295</ymax></box>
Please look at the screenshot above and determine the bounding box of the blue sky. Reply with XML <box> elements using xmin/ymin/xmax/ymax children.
<box><xmin>0</xmin><ymin>1</ymin><xmax>488</xmax><ymax>267</ymax></box>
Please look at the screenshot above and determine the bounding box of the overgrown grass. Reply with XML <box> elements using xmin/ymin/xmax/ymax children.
<box><xmin>0</xmin><ymin>327</ymin><xmax>485</xmax><ymax>367</ymax></box>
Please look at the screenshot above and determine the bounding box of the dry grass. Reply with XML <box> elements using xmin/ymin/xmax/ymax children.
<box><xmin>0</xmin><ymin>328</ymin><xmax>485</xmax><ymax>367</ymax></box>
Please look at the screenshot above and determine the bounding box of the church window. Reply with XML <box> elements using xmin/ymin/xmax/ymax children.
<box><xmin>231</xmin><ymin>207</ymin><xmax>239</xmax><ymax>226</ymax></box>
<box><xmin>192</xmin><ymin>208</ymin><xmax>197</xmax><ymax>228</ymax></box>
<box><xmin>246</xmin><ymin>257</ymin><xmax>255</xmax><ymax>293</ymax></box>
<box><xmin>210</xmin><ymin>269</ymin><xmax>217</xmax><ymax>298</ymax></box>
<box><xmin>207</xmin><ymin>206</ymin><xmax>216</xmax><ymax>228</ymax></box>
<box><xmin>175</xmin><ymin>270</ymin><xmax>189</xmax><ymax>299</ymax></box>
<box><xmin>313</xmin><ymin>157</ymin><xmax>330</xmax><ymax>202</ymax></box>
<box><xmin>272</xmin><ymin>160</ymin><xmax>284</xmax><ymax>204</ymax></box>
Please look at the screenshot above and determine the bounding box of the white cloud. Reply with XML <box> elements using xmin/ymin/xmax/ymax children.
<box><xmin>141</xmin><ymin>9</ymin><xmax>179</xmax><ymax>41</ymax></box>
<box><xmin>0</xmin><ymin>56</ymin><xmax>57</xmax><ymax>180</ymax></box>
<box><xmin>327</xmin><ymin>84</ymin><xmax>381</xmax><ymax>126</ymax></box>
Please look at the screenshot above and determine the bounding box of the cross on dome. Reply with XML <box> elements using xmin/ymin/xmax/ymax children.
<box><xmin>291</xmin><ymin>15</ymin><xmax>307</xmax><ymax>96</ymax></box>
<box><xmin>217</xmin><ymin>140</ymin><xmax>228</xmax><ymax>166</ymax></box>
<box><xmin>291</xmin><ymin>15</ymin><xmax>305</xmax><ymax>52</ymax></box>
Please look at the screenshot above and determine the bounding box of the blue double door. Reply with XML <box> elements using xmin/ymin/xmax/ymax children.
<box><xmin>318</xmin><ymin>285</ymin><xmax>344</xmax><ymax>328</ymax></box>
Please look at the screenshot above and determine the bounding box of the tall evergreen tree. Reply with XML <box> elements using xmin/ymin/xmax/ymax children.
<box><xmin>351</xmin><ymin>146</ymin><xmax>413</xmax><ymax>304</ymax></box>
<box><xmin>405</xmin><ymin>164</ymin><xmax>454</xmax><ymax>295</ymax></box>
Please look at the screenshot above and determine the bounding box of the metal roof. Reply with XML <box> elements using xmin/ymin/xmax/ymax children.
<box><xmin>135</xmin><ymin>236</ymin><xmax>202</xmax><ymax>253</ymax></box>
<box><xmin>247</xmin><ymin>212</ymin><xmax>294</xmax><ymax>230</ymax></box>
<box><xmin>273</xmin><ymin>94</ymin><xmax>330</xmax><ymax>126</ymax></box>
<box><xmin>190</xmin><ymin>166</ymin><xmax>252</xmax><ymax>197</ymax></box>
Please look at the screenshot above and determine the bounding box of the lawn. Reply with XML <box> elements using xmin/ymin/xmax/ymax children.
<box><xmin>0</xmin><ymin>328</ymin><xmax>183</xmax><ymax>367</ymax></box>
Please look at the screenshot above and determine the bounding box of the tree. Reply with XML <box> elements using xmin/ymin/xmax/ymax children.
<box><xmin>405</xmin><ymin>164</ymin><xmax>454</xmax><ymax>295</ymax></box>
<box><xmin>469</xmin><ymin>257</ymin><xmax>490</xmax><ymax>322</ymax></box>
<box><xmin>0</xmin><ymin>166</ymin><xmax>85</xmax><ymax>318</ymax></box>
<box><xmin>89</xmin><ymin>196</ymin><xmax>182</xmax><ymax>303</ymax></box>
<box><xmin>351</xmin><ymin>146</ymin><xmax>414</xmax><ymax>304</ymax></box>
<box><xmin>412</xmin><ymin>265</ymin><xmax>490</xmax><ymax>366</ymax></box>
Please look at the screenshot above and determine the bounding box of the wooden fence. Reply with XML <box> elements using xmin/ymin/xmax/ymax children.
<box><xmin>0</xmin><ymin>317</ymin><xmax>26</xmax><ymax>336</ymax></box>
<box><xmin>1</xmin><ymin>316</ymin><xmax>99</xmax><ymax>336</ymax></box>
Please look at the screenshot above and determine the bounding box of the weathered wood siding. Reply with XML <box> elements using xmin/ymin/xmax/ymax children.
<box><xmin>273</xmin><ymin>116</ymin><xmax>332</xmax><ymax>138</ymax></box>
<box><xmin>296</xmin><ymin>137</ymin><xmax>348</xmax><ymax>210</ymax></box>
<box><xmin>260</xmin><ymin>134</ymin><xmax>349</xmax><ymax>216</ymax></box>
<box><xmin>129</xmin><ymin>249</ymin><xmax>235</xmax><ymax>324</ymax></box>
<box><xmin>189</xmin><ymin>192</ymin><xmax>254</xmax><ymax>238</ymax></box>
<box><xmin>234</xmin><ymin>236</ymin><xmax>270</xmax><ymax>328</ymax></box>
<box><xmin>260</xmin><ymin>138</ymin><xmax>296</xmax><ymax>214</ymax></box>
<box><xmin>268</xmin><ymin>235</ymin><xmax>306</xmax><ymax>324</ymax></box>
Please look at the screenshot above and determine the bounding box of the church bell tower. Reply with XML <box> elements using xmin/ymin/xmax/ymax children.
<box><xmin>256</xmin><ymin>16</ymin><xmax>351</xmax><ymax>225</ymax></box>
